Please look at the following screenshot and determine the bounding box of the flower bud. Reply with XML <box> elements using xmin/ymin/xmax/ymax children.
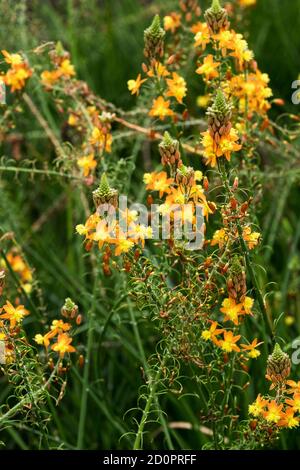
<box><xmin>204</xmin><ymin>0</ymin><xmax>229</xmax><ymax>35</ymax></box>
<box><xmin>206</xmin><ymin>90</ymin><xmax>232</xmax><ymax>141</ymax></box>
<box><xmin>175</xmin><ymin>165</ymin><xmax>195</xmax><ymax>187</ymax></box>
<box><xmin>159</xmin><ymin>131</ymin><xmax>181</xmax><ymax>167</ymax></box>
<box><xmin>61</xmin><ymin>297</ymin><xmax>79</xmax><ymax>319</ymax></box>
<box><xmin>144</xmin><ymin>15</ymin><xmax>165</xmax><ymax>59</ymax></box>
<box><xmin>266</xmin><ymin>343</ymin><xmax>291</xmax><ymax>383</ymax></box>
<box><xmin>92</xmin><ymin>173</ymin><xmax>118</xmax><ymax>209</ymax></box>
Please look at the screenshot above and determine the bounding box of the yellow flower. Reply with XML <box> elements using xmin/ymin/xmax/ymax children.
<box><xmin>114</xmin><ymin>238</ymin><xmax>135</xmax><ymax>256</ymax></box>
<box><xmin>220</xmin><ymin>297</ymin><xmax>243</xmax><ymax>325</ymax></box>
<box><xmin>2</xmin><ymin>50</ymin><xmax>23</xmax><ymax>65</ymax></box>
<box><xmin>196</xmin><ymin>54</ymin><xmax>220</xmax><ymax>80</ymax></box>
<box><xmin>166</xmin><ymin>72</ymin><xmax>187</xmax><ymax>104</ymax></box>
<box><xmin>147</xmin><ymin>61</ymin><xmax>170</xmax><ymax>79</ymax></box>
<box><xmin>238</xmin><ymin>0</ymin><xmax>256</xmax><ymax>7</ymax></box>
<box><xmin>144</xmin><ymin>171</ymin><xmax>173</xmax><ymax>198</ymax></box>
<box><xmin>127</xmin><ymin>73</ymin><xmax>147</xmax><ymax>96</ymax></box>
<box><xmin>219</xmin><ymin>330</ymin><xmax>241</xmax><ymax>353</ymax></box>
<box><xmin>3</xmin><ymin>64</ymin><xmax>32</xmax><ymax>92</ymax></box>
<box><xmin>89</xmin><ymin>126</ymin><xmax>112</xmax><ymax>153</ymax></box>
<box><xmin>211</xmin><ymin>228</ymin><xmax>228</xmax><ymax>248</ymax></box>
<box><xmin>41</xmin><ymin>70</ymin><xmax>61</xmax><ymax>88</ymax></box>
<box><xmin>278</xmin><ymin>408</ymin><xmax>299</xmax><ymax>429</ymax></box>
<box><xmin>201</xmin><ymin>321</ymin><xmax>224</xmax><ymax>345</ymax></box>
<box><xmin>286</xmin><ymin>393</ymin><xmax>300</xmax><ymax>413</ymax></box>
<box><xmin>241</xmin><ymin>338</ymin><xmax>263</xmax><ymax>359</ymax></box>
<box><xmin>242</xmin><ymin>226</ymin><xmax>260</xmax><ymax>249</ymax></box>
<box><xmin>77</xmin><ymin>153</ymin><xmax>97</xmax><ymax>177</ymax></box>
<box><xmin>249</xmin><ymin>394</ymin><xmax>267</xmax><ymax>417</ymax></box>
<box><xmin>149</xmin><ymin>96</ymin><xmax>174</xmax><ymax>121</ymax></box>
<box><xmin>201</xmin><ymin>128</ymin><xmax>242</xmax><ymax>167</ymax></box>
<box><xmin>242</xmin><ymin>296</ymin><xmax>254</xmax><ymax>314</ymax></box>
<box><xmin>51</xmin><ymin>333</ymin><xmax>76</xmax><ymax>357</ymax></box>
<box><xmin>163</xmin><ymin>12</ymin><xmax>181</xmax><ymax>33</ymax></box>
<box><xmin>0</xmin><ymin>301</ymin><xmax>29</xmax><ymax>329</ymax></box>
<box><xmin>194</xmin><ymin>23</ymin><xmax>210</xmax><ymax>51</ymax></box>
<box><xmin>196</xmin><ymin>95</ymin><xmax>210</xmax><ymax>108</ymax></box>
<box><xmin>263</xmin><ymin>400</ymin><xmax>283</xmax><ymax>424</ymax></box>
<box><xmin>59</xmin><ymin>59</ymin><xmax>75</xmax><ymax>77</ymax></box>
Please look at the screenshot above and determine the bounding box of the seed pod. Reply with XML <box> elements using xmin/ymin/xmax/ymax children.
<box><xmin>204</xmin><ymin>0</ymin><xmax>229</xmax><ymax>35</ymax></box>
<box><xmin>144</xmin><ymin>15</ymin><xmax>165</xmax><ymax>60</ymax></box>
<box><xmin>266</xmin><ymin>343</ymin><xmax>291</xmax><ymax>383</ymax></box>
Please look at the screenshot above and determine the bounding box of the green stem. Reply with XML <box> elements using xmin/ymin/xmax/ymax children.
<box><xmin>128</xmin><ymin>300</ymin><xmax>173</xmax><ymax>450</ymax></box>
<box><xmin>76</xmin><ymin>280</ymin><xmax>97</xmax><ymax>449</ymax></box>
<box><xmin>133</xmin><ymin>355</ymin><xmax>166</xmax><ymax>450</ymax></box>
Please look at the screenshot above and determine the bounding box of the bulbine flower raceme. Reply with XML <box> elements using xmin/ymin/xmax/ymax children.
<box><xmin>0</xmin><ymin>0</ymin><xmax>298</xmax><ymax>450</ymax></box>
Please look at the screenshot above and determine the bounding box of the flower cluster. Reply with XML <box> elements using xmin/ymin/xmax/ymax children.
<box><xmin>1</xmin><ymin>50</ymin><xmax>32</xmax><ymax>92</ymax></box>
<box><xmin>34</xmin><ymin>298</ymin><xmax>78</xmax><ymax>358</ymax></box>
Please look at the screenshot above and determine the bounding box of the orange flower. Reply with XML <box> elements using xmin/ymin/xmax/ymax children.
<box><xmin>242</xmin><ymin>226</ymin><xmax>260</xmax><ymax>249</ymax></box>
<box><xmin>51</xmin><ymin>333</ymin><xmax>75</xmax><ymax>357</ymax></box>
<box><xmin>241</xmin><ymin>338</ymin><xmax>263</xmax><ymax>359</ymax></box>
<box><xmin>147</xmin><ymin>61</ymin><xmax>170</xmax><ymax>79</ymax></box>
<box><xmin>196</xmin><ymin>54</ymin><xmax>220</xmax><ymax>80</ymax></box>
<box><xmin>127</xmin><ymin>73</ymin><xmax>147</xmax><ymax>96</ymax></box>
<box><xmin>144</xmin><ymin>171</ymin><xmax>173</xmax><ymax>198</ymax></box>
<box><xmin>286</xmin><ymin>380</ymin><xmax>300</xmax><ymax>395</ymax></box>
<box><xmin>77</xmin><ymin>153</ymin><xmax>97</xmax><ymax>177</ymax></box>
<box><xmin>278</xmin><ymin>407</ymin><xmax>299</xmax><ymax>429</ymax></box>
<box><xmin>166</xmin><ymin>72</ymin><xmax>187</xmax><ymax>104</ymax></box>
<box><xmin>248</xmin><ymin>394</ymin><xmax>268</xmax><ymax>417</ymax></box>
<box><xmin>201</xmin><ymin>128</ymin><xmax>242</xmax><ymax>167</ymax></box>
<box><xmin>220</xmin><ymin>297</ymin><xmax>243</xmax><ymax>325</ymax></box>
<box><xmin>193</xmin><ymin>23</ymin><xmax>210</xmax><ymax>51</ymax></box>
<box><xmin>286</xmin><ymin>393</ymin><xmax>300</xmax><ymax>413</ymax></box>
<box><xmin>114</xmin><ymin>238</ymin><xmax>135</xmax><ymax>256</ymax></box>
<box><xmin>211</xmin><ymin>228</ymin><xmax>228</xmax><ymax>248</ymax></box>
<box><xmin>163</xmin><ymin>12</ymin><xmax>181</xmax><ymax>33</ymax></box>
<box><xmin>3</xmin><ymin>62</ymin><xmax>32</xmax><ymax>91</ymax></box>
<box><xmin>89</xmin><ymin>126</ymin><xmax>112</xmax><ymax>153</ymax></box>
<box><xmin>41</xmin><ymin>70</ymin><xmax>61</xmax><ymax>88</ymax></box>
<box><xmin>201</xmin><ymin>321</ymin><xmax>224</xmax><ymax>345</ymax></box>
<box><xmin>263</xmin><ymin>400</ymin><xmax>283</xmax><ymax>424</ymax></box>
<box><xmin>219</xmin><ymin>330</ymin><xmax>241</xmax><ymax>353</ymax></box>
<box><xmin>2</xmin><ymin>50</ymin><xmax>23</xmax><ymax>65</ymax></box>
<box><xmin>149</xmin><ymin>96</ymin><xmax>174</xmax><ymax>121</ymax></box>
<box><xmin>0</xmin><ymin>301</ymin><xmax>29</xmax><ymax>329</ymax></box>
<box><xmin>59</xmin><ymin>59</ymin><xmax>75</xmax><ymax>77</ymax></box>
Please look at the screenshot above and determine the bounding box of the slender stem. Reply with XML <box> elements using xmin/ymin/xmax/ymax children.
<box><xmin>133</xmin><ymin>355</ymin><xmax>166</xmax><ymax>450</ymax></box>
<box><xmin>0</xmin><ymin>165</ymin><xmax>82</xmax><ymax>180</ymax></box>
<box><xmin>76</xmin><ymin>279</ymin><xmax>97</xmax><ymax>449</ymax></box>
<box><xmin>128</xmin><ymin>300</ymin><xmax>173</xmax><ymax>450</ymax></box>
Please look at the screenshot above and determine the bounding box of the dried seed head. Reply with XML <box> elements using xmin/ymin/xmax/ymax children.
<box><xmin>204</xmin><ymin>0</ymin><xmax>229</xmax><ymax>35</ymax></box>
<box><xmin>92</xmin><ymin>173</ymin><xmax>118</xmax><ymax>209</ymax></box>
<box><xmin>144</xmin><ymin>15</ymin><xmax>165</xmax><ymax>59</ymax></box>
<box><xmin>266</xmin><ymin>343</ymin><xmax>291</xmax><ymax>383</ymax></box>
